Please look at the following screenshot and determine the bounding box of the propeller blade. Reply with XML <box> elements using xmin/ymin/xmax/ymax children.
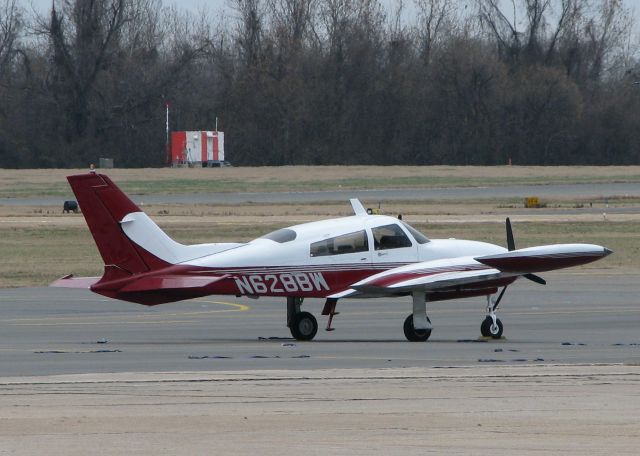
<box><xmin>506</xmin><ymin>217</ymin><xmax>515</xmax><ymax>251</ymax></box>
<box><xmin>506</xmin><ymin>218</ymin><xmax>545</xmax><ymax>285</ymax></box>
<box><xmin>524</xmin><ymin>273</ymin><xmax>547</xmax><ymax>285</ymax></box>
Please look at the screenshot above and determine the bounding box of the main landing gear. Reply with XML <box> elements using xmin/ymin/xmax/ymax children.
<box><xmin>287</xmin><ymin>297</ymin><xmax>318</xmax><ymax>341</ymax></box>
<box><xmin>403</xmin><ymin>290</ymin><xmax>433</xmax><ymax>342</ymax></box>
<box><xmin>403</xmin><ymin>314</ymin><xmax>432</xmax><ymax>342</ymax></box>
<box><xmin>286</xmin><ymin>297</ymin><xmax>341</xmax><ymax>341</ymax></box>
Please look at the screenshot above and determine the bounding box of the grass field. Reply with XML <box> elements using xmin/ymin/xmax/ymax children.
<box><xmin>2</xmin><ymin>165</ymin><xmax>640</xmax><ymax>198</ymax></box>
<box><xmin>0</xmin><ymin>166</ymin><xmax>635</xmax><ymax>287</ymax></box>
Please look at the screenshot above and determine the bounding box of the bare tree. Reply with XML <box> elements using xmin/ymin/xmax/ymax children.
<box><xmin>45</xmin><ymin>0</ymin><xmax>128</xmax><ymax>138</ymax></box>
<box><xmin>233</xmin><ymin>0</ymin><xmax>265</xmax><ymax>69</ymax></box>
<box><xmin>0</xmin><ymin>0</ymin><xmax>22</xmax><ymax>80</ymax></box>
<box><xmin>414</xmin><ymin>0</ymin><xmax>453</xmax><ymax>67</ymax></box>
<box><xmin>584</xmin><ymin>0</ymin><xmax>631</xmax><ymax>80</ymax></box>
<box><xmin>544</xmin><ymin>0</ymin><xmax>580</xmax><ymax>64</ymax></box>
<box><xmin>477</xmin><ymin>0</ymin><xmax>522</xmax><ymax>64</ymax></box>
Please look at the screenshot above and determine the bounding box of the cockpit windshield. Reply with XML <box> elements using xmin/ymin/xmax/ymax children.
<box><xmin>259</xmin><ymin>228</ymin><xmax>297</xmax><ymax>243</ymax></box>
<box><xmin>401</xmin><ymin>221</ymin><xmax>430</xmax><ymax>244</ymax></box>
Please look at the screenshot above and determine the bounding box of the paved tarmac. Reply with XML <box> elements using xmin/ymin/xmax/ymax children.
<box><xmin>2</xmin><ymin>365</ymin><xmax>638</xmax><ymax>455</ymax></box>
<box><xmin>2</xmin><ymin>182</ymin><xmax>640</xmax><ymax>206</ymax></box>
<box><xmin>1</xmin><ymin>272</ymin><xmax>638</xmax><ymax>454</ymax></box>
<box><xmin>1</xmin><ymin>271</ymin><xmax>638</xmax><ymax>377</ymax></box>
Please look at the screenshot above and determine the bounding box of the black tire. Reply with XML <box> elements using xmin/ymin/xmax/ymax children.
<box><xmin>403</xmin><ymin>314</ymin><xmax>432</xmax><ymax>342</ymax></box>
<box><xmin>481</xmin><ymin>316</ymin><xmax>503</xmax><ymax>339</ymax></box>
<box><xmin>290</xmin><ymin>311</ymin><xmax>318</xmax><ymax>341</ymax></box>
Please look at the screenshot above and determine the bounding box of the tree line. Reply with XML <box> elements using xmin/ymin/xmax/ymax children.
<box><xmin>0</xmin><ymin>0</ymin><xmax>639</xmax><ymax>168</ymax></box>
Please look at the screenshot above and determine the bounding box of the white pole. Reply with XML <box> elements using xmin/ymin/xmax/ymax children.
<box><xmin>165</xmin><ymin>103</ymin><xmax>170</xmax><ymax>164</ymax></box>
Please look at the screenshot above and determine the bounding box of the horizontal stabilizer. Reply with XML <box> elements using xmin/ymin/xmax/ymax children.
<box><xmin>475</xmin><ymin>244</ymin><xmax>612</xmax><ymax>273</ymax></box>
<box><xmin>50</xmin><ymin>275</ymin><xmax>100</xmax><ymax>289</ymax></box>
<box><xmin>119</xmin><ymin>274</ymin><xmax>230</xmax><ymax>293</ymax></box>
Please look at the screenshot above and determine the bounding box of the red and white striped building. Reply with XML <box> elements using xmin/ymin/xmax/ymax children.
<box><xmin>170</xmin><ymin>131</ymin><xmax>225</xmax><ymax>166</ymax></box>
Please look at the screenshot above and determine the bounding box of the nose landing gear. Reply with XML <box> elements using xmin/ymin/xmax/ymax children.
<box><xmin>481</xmin><ymin>315</ymin><xmax>503</xmax><ymax>338</ymax></box>
<box><xmin>481</xmin><ymin>288</ymin><xmax>506</xmax><ymax>339</ymax></box>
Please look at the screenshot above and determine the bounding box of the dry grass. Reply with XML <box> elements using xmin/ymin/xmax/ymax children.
<box><xmin>2</xmin><ymin>165</ymin><xmax>640</xmax><ymax>198</ymax></box>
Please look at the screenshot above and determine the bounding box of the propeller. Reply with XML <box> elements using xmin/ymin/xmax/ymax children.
<box><xmin>506</xmin><ymin>217</ymin><xmax>515</xmax><ymax>251</ymax></box>
<box><xmin>505</xmin><ymin>217</ymin><xmax>547</xmax><ymax>286</ymax></box>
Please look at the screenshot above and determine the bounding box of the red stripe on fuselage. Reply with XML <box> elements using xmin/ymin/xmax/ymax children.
<box><xmin>93</xmin><ymin>263</ymin><xmax>398</xmax><ymax>305</ymax></box>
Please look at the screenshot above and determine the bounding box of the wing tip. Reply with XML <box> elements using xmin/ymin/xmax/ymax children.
<box><xmin>50</xmin><ymin>275</ymin><xmax>100</xmax><ymax>288</ymax></box>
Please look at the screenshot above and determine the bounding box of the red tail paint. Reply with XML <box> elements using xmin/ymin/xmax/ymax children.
<box><xmin>67</xmin><ymin>173</ymin><xmax>171</xmax><ymax>277</ymax></box>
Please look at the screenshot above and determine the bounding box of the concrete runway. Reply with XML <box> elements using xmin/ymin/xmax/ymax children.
<box><xmin>1</xmin><ymin>271</ymin><xmax>638</xmax><ymax>377</ymax></box>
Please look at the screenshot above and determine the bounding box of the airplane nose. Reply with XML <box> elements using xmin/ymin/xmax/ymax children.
<box><xmin>603</xmin><ymin>247</ymin><xmax>613</xmax><ymax>256</ymax></box>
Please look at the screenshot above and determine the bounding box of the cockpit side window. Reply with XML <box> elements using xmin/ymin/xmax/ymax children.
<box><xmin>372</xmin><ymin>224</ymin><xmax>413</xmax><ymax>250</ymax></box>
<box><xmin>310</xmin><ymin>230</ymin><xmax>369</xmax><ymax>257</ymax></box>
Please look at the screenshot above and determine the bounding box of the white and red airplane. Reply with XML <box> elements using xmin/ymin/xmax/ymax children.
<box><xmin>53</xmin><ymin>172</ymin><xmax>611</xmax><ymax>341</ymax></box>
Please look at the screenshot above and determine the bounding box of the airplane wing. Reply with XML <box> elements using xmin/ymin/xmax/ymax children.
<box><xmin>337</xmin><ymin>243</ymin><xmax>610</xmax><ymax>298</ymax></box>
<box><xmin>344</xmin><ymin>257</ymin><xmax>505</xmax><ymax>297</ymax></box>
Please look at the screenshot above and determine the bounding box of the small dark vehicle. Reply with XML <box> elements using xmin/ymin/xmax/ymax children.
<box><xmin>63</xmin><ymin>200</ymin><xmax>79</xmax><ymax>213</ymax></box>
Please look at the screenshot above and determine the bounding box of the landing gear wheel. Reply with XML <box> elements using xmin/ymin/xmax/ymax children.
<box><xmin>481</xmin><ymin>316</ymin><xmax>503</xmax><ymax>339</ymax></box>
<box><xmin>290</xmin><ymin>311</ymin><xmax>318</xmax><ymax>341</ymax></box>
<box><xmin>403</xmin><ymin>314</ymin><xmax>432</xmax><ymax>342</ymax></box>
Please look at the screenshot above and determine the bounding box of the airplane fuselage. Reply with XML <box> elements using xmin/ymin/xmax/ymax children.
<box><xmin>94</xmin><ymin>213</ymin><xmax>510</xmax><ymax>305</ymax></box>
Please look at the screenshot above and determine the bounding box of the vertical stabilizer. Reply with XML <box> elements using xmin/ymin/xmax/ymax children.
<box><xmin>67</xmin><ymin>173</ymin><xmax>169</xmax><ymax>275</ymax></box>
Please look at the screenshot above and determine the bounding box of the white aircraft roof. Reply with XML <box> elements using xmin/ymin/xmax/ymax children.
<box><xmin>259</xmin><ymin>214</ymin><xmax>410</xmax><ymax>244</ymax></box>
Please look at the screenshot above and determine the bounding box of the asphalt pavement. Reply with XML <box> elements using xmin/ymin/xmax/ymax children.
<box><xmin>1</xmin><ymin>271</ymin><xmax>637</xmax><ymax>377</ymax></box>
<box><xmin>2</xmin><ymin>182</ymin><xmax>640</xmax><ymax>206</ymax></box>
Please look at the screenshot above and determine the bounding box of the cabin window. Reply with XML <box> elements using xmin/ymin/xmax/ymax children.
<box><xmin>260</xmin><ymin>228</ymin><xmax>297</xmax><ymax>243</ymax></box>
<box><xmin>310</xmin><ymin>230</ymin><xmax>369</xmax><ymax>257</ymax></box>
<box><xmin>372</xmin><ymin>224</ymin><xmax>413</xmax><ymax>250</ymax></box>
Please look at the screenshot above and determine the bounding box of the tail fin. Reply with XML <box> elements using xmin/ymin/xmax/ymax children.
<box><xmin>68</xmin><ymin>173</ymin><xmax>170</xmax><ymax>278</ymax></box>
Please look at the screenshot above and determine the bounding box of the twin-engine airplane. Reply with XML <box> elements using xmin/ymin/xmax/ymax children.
<box><xmin>53</xmin><ymin>172</ymin><xmax>611</xmax><ymax>342</ymax></box>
